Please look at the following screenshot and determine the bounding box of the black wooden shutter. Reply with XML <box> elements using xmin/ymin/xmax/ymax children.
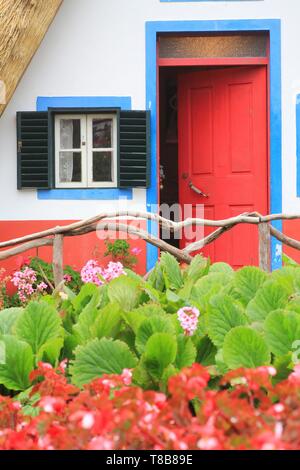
<box><xmin>119</xmin><ymin>110</ymin><xmax>150</xmax><ymax>188</ymax></box>
<box><xmin>17</xmin><ymin>111</ymin><xmax>51</xmax><ymax>189</ymax></box>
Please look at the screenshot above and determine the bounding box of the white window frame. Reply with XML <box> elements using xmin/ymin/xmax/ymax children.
<box><xmin>54</xmin><ymin>113</ymin><xmax>117</xmax><ymax>188</ymax></box>
<box><xmin>55</xmin><ymin>114</ymin><xmax>87</xmax><ymax>188</ymax></box>
<box><xmin>87</xmin><ymin>114</ymin><xmax>117</xmax><ymax>188</ymax></box>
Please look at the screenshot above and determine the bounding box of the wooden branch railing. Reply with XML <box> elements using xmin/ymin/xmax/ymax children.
<box><xmin>1</xmin><ymin>210</ymin><xmax>300</xmax><ymax>287</ymax></box>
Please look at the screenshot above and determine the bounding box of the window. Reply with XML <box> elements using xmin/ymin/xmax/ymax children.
<box><xmin>54</xmin><ymin>113</ymin><xmax>117</xmax><ymax>188</ymax></box>
<box><xmin>159</xmin><ymin>33</ymin><xmax>268</xmax><ymax>59</ymax></box>
<box><xmin>17</xmin><ymin>109</ymin><xmax>150</xmax><ymax>190</ymax></box>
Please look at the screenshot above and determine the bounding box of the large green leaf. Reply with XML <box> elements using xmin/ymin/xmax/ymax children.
<box><xmin>15</xmin><ymin>301</ymin><xmax>63</xmax><ymax>355</ymax></box>
<box><xmin>233</xmin><ymin>267</ymin><xmax>267</xmax><ymax>305</ymax></box>
<box><xmin>147</xmin><ymin>264</ymin><xmax>165</xmax><ymax>292</ymax></box>
<box><xmin>124</xmin><ymin>269</ymin><xmax>144</xmax><ymax>282</ymax></box>
<box><xmin>37</xmin><ymin>337</ymin><xmax>64</xmax><ymax>366</ymax></box>
<box><xmin>207</xmin><ymin>294</ymin><xmax>248</xmax><ymax>348</ymax></box>
<box><xmin>165</xmin><ymin>289</ymin><xmax>182</xmax><ymax>304</ymax></box>
<box><xmin>116</xmin><ymin>327</ymin><xmax>136</xmax><ymax>352</ymax></box>
<box><xmin>122</xmin><ymin>311</ymin><xmax>147</xmax><ymax>335</ymax></box>
<box><xmin>177</xmin><ymin>279</ymin><xmax>195</xmax><ymax>302</ymax></box>
<box><xmin>72</xmin><ymin>283</ymin><xmax>99</xmax><ymax>313</ymax></box>
<box><xmin>132</xmin><ymin>361</ymin><xmax>154</xmax><ymax>389</ymax></box>
<box><xmin>220</xmin><ymin>279</ymin><xmax>247</xmax><ymax>303</ymax></box>
<box><xmin>270</xmin><ymin>267</ymin><xmax>300</xmax><ymax>296</ymax></box>
<box><xmin>160</xmin><ymin>253</ymin><xmax>183</xmax><ymax>290</ymax></box>
<box><xmin>175</xmin><ymin>335</ymin><xmax>196</xmax><ymax>369</ymax></box>
<box><xmin>135</xmin><ymin>315</ymin><xmax>175</xmax><ymax>355</ymax></box>
<box><xmin>185</xmin><ymin>255</ymin><xmax>209</xmax><ymax>282</ymax></box>
<box><xmin>215</xmin><ymin>349</ymin><xmax>229</xmax><ymax>374</ymax></box>
<box><xmin>108</xmin><ymin>276</ymin><xmax>142</xmax><ymax>311</ymax></box>
<box><xmin>264</xmin><ymin>310</ymin><xmax>300</xmax><ymax>356</ymax></box>
<box><xmin>209</xmin><ymin>262</ymin><xmax>234</xmax><ymax>274</ymax></box>
<box><xmin>223</xmin><ymin>326</ymin><xmax>270</xmax><ymax>369</ymax></box>
<box><xmin>195</xmin><ymin>272</ymin><xmax>233</xmax><ymax>289</ymax></box>
<box><xmin>62</xmin><ymin>332</ymin><xmax>79</xmax><ymax>360</ymax></box>
<box><xmin>286</xmin><ymin>297</ymin><xmax>300</xmax><ymax>314</ymax></box>
<box><xmin>142</xmin><ymin>283</ymin><xmax>163</xmax><ymax>303</ymax></box>
<box><xmin>0</xmin><ymin>335</ymin><xmax>34</xmax><ymax>390</ymax></box>
<box><xmin>195</xmin><ymin>336</ymin><xmax>217</xmax><ymax>366</ymax></box>
<box><xmin>73</xmin><ymin>290</ymin><xmax>103</xmax><ymax>343</ymax></box>
<box><xmin>0</xmin><ymin>307</ymin><xmax>23</xmax><ymax>334</ymax></box>
<box><xmin>70</xmin><ymin>338</ymin><xmax>138</xmax><ymax>387</ymax></box>
<box><xmin>122</xmin><ymin>303</ymin><xmax>166</xmax><ymax>335</ymax></box>
<box><xmin>246</xmin><ymin>280</ymin><xmax>290</xmax><ymax>322</ymax></box>
<box><xmin>132</xmin><ymin>303</ymin><xmax>166</xmax><ymax>318</ymax></box>
<box><xmin>190</xmin><ymin>272</ymin><xmax>232</xmax><ymax>312</ymax></box>
<box><xmin>91</xmin><ymin>302</ymin><xmax>122</xmax><ymax>340</ymax></box>
<box><xmin>143</xmin><ymin>333</ymin><xmax>177</xmax><ymax>379</ymax></box>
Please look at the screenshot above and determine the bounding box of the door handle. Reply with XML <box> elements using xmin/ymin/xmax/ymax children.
<box><xmin>189</xmin><ymin>181</ymin><xmax>209</xmax><ymax>198</ymax></box>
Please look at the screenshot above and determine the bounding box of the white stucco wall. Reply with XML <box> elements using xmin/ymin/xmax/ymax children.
<box><xmin>0</xmin><ymin>0</ymin><xmax>300</xmax><ymax>221</ymax></box>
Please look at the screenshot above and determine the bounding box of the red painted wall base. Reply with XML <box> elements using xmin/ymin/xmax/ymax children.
<box><xmin>282</xmin><ymin>220</ymin><xmax>300</xmax><ymax>264</ymax></box>
<box><xmin>0</xmin><ymin>220</ymin><xmax>147</xmax><ymax>281</ymax></box>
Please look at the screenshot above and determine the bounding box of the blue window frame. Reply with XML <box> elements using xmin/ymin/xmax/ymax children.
<box><xmin>36</xmin><ymin>96</ymin><xmax>133</xmax><ymax>201</ymax></box>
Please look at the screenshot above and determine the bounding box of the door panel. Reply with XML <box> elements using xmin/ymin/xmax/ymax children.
<box><xmin>178</xmin><ymin>66</ymin><xmax>268</xmax><ymax>267</ymax></box>
<box><xmin>190</xmin><ymin>87</ymin><xmax>214</xmax><ymax>175</ymax></box>
<box><xmin>229</xmin><ymin>82</ymin><xmax>253</xmax><ymax>173</ymax></box>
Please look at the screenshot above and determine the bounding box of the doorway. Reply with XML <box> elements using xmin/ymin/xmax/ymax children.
<box><xmin>158</xmin><ymin>33</ymin><xmax>269</xmax><ymax>268</ymax></box>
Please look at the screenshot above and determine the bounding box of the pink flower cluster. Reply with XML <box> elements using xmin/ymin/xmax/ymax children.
<box><xmin>177</xmin><ymin>306</ymin><xmax>200</xmax><ymax>336</ymax></box>
<box><xmin>63</xmin><ymin>274</ymin><xmax>72</xmax><ymax>284</ymax></box>
<box><xmin>11</xmin><ymin>267</ymin><xmax>47</xmax><ymax>303</ymax></box>
<box><xmin>80</xmin><ymin>260</ymin><xmax>126</xmax><ymax>286</ymax></box>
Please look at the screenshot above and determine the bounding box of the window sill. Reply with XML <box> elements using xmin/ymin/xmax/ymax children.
<box><xmin>37</xmin><ymin>188</ymin><xmax>133</xmax><ymax>200</ymax></box>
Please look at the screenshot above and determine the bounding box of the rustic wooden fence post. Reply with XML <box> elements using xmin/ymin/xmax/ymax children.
<box><xmin>258</xmin><ymin>222</ymin><xmax>271</xmax><ymax>272</ymax></box>
<box><xmin>52</xmin><ymin>234</ymin><xmax>64</xmax><ymax>288</ymax></box>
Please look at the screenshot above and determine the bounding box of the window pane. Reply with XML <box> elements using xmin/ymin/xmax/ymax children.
<box><xmin>93</xmin><ymin>119</ymin><xmax>112</xmax><ymax>148</ymax></box>
<box><xmin>93</xmin><ymin>152</ymin><xmax>112</xmax><ymax>182</ymax></box>
<box><xmin>60</xmin><ymin>119</ymin><xmax>81</xmax><ymax>149</ymax></box>
<box><xmin>59</xmin><ymin>151</ymin><xmax>82</xmax><ymax>183</ymax></box>
<box><xmin>159</xmin><ymin>34</ymin><xmax>268</xmax><ymax>58</ymax></box>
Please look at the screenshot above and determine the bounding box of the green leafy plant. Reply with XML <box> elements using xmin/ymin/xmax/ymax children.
<box><xmin>29</xmin><ymin>257</ymin><xmax>82</xmax><ymax>293</ymax></box>
<box><xmin>104</xmin><ymin>240</ymin><xmax>138</xmax><ymax>269</ymax></box>
<box><xmin>70</xmin><ymin>337</ymin><xmax>138</xmax><ymax>387</ymax></box>
<box><xmin>0</xmin><ymin>300</ymin><xmax>64</xmax><ymax>392</ymax></box>
<box><xmin>2</xmin><ymin>252</ymin><xmax>300</xmax><ymax>395</ymax></box>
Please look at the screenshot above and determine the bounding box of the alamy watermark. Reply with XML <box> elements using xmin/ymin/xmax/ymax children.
<box><xmin>95</xmin><ymin>200</ymin><xmax>205</xmax><ymax>243</ymax></box>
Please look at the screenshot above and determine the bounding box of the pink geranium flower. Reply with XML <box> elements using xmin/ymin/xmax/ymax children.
<box><xmin>177</xmin><ymin>306</ymin><xmax>200</xmax><ymax>336</ymax></box>
<box><xmin>80</xmin><ymin>260</ymin><xmax>126</xmax><ymax>286</ymax></box>
<box><xmin>11</xmin><ymin>267</ymin><xmax>47</xmax><ymax>303</ymax></box>
<box><xmin>63</xmin><ymin>274</ymin><xmax>72</xmax><ymax>284</ymax></box>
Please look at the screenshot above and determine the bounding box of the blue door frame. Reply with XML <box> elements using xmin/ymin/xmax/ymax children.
<box><xmin>145</xmin><ymin>19</ymin><xmax>282</xmax><ymax>271</ymax></box>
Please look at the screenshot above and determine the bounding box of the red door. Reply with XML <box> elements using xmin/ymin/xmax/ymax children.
<box><xmin>178</xmin><ymin>66</ymin><xmax>268</xmax><ymax>268</ymax></box>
